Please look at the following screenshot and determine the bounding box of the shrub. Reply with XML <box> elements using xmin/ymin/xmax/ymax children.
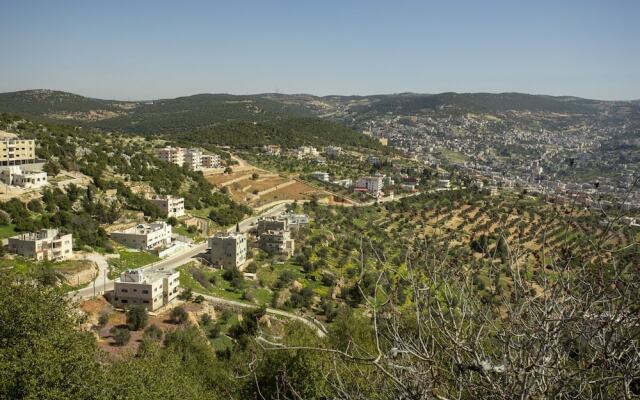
<box><xmin>170</xmin><ymin>306</ymin><xmax>189</xmax><ymax>324</ymax></box>
<box><xmin>97</xmin><ymin>312</ymin><xmax>110</xmax><ymax>327</ymax></box>
<box><xmin>110</xmin><ymin>327</ymin><xmax>131</xmax><ymax>346</ymax></box>
<box><xmin>194</xmin><ymin>295</ymin><xmax>205</xmax><ymax>304</ymax></box>
<box><xmin>143</xmin><ymin>324</ymin><xmax>163</xmax><ymax>341</ymax></box>
<box><xmin>178</xmin><ymin>287</ymin><xmax>193</xmax><ymax>301</ymax></box>
<box><xmin>245</xmin><ymin>262</ymin><xmax>258</xmax><ymax>273</ymax></box>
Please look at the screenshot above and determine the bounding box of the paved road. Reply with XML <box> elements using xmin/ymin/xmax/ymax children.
<box><xmin>197</xmin><ymin>293</ymin><xmax>327</xmax><ymax>337</ymax></box>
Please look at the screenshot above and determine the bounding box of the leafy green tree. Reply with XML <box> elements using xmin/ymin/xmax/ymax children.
<box><xmin>0</xmin><ymin>277</ymin><xmax>101</xmax><ymax>399</ymax></box>
<box><xmin>170</xmin><ymin>306</ymin><xmax>189</xmax><ymax>324</ymax></box>
<box><xmin>126</xmin><ymin>305</ymin><xmax>149</xmax><ymax>331</ymax></box>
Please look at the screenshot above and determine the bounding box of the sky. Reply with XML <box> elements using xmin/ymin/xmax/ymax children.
<box><xmin>0</xmin><ymin>0</ymin><xmax>639</xmax><ymax>100</ymax></box>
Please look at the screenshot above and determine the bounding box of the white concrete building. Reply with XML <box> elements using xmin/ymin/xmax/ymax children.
<box><xmin>149</xmin><ymin>195</ymin><xmax>185</xmax><ymax>218</ymax></box>
<box><xmin>208</xmin><ymin>232</ymin><xmax>247</xmax><ymax>269</ymax></box>
<box><xmin>311</xmin><ymin>171</ymin><xmax>330</xmax><ymax>182</ymax></box>
<box><xmin>7</xmin><ymin>229</ymin><xmax>73</xmax><ymax>261</ymax></box>
<box><xmin>113</xmin><ymin>269</ymin><xmax>180</xmax><ymax>311</ymax></box>
<box><xmin>437</xmin><ymin>179</ymin><xmax>451</xmax><ymax>189</ymax></box>
<box><xmin>293</xmin><ymin>146</ymin><xmax>319</xmax><ymax>159</ymax></box>
<box><xmin>200</xmin><ymin>154</ymin><xmax>221</xmax><ymax>168</ymax></box>
<box><xmin>111</xmin><ymin>221</ymin><xmax>172</xmax><ymax>250</ymax></box>
<box><xmin>355</xmin><ymin>175</ymin><xmax>384</xmax><ymax>196</ymax></box>
<box><xmin>0</xmin><ymin>166</ymin><xmax>47</xmax><ymax>188</ymax></box>
<box><xmin>184</xmin><ymin>148</ymin><xmax>203</xmax><ymax>171</ymax></box>
<box><xmin>156</xmin><ymin>146</ymin><xmax>185</xmax><ymax>167</ymax></box>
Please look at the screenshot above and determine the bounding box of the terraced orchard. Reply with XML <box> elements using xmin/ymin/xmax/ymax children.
<box><xmin>204</xmin><ymin>168</ymin><xmax>328</xmax><ymax>208</ymax></box>
<box><xmin>292</xmin><ymin>189</ymin><xmax>636</xmax><ymax>315</ymax></box>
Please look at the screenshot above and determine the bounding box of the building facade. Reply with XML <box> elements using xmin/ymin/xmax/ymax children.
<box><xmin>111</xmin><ymin>221</ymin><xmax>172</xmax><ymax>250</ymax></box>
<box><xmin>0</xmin><ymin>166</ymin><xmax>47</xmax><ymax>188</ymax></box>
<box><xmin>184</xmin><ymin>148</ymin><xmax>203</xmax><ymax>171</ymax></box>
<box><xmin>0</xmin><ymin>138</ymin><xmax>36</xmax><ymax>166</ymax></box>
<box><xmin>149</xmin><ymin>195</ymin><xmax>185</xmax><ymax>218</ymax></box>
<box><xmin>355</xmin><ymin>175</ymin><xmax>385</xmax><ymax>196</ymax></box>
<box><xmin>208</xmin><ymin>232</ymin><xmax>247</xmax><ymax>268</ymax></box>
<box><xmin>112</xmin><ymin>269</ymin><xmax>180</xmax><ymax>311</ymax></box>
<box><xmin>257</xmin><ymin>216</ymin><xmax>288</xmax><ymax>235</ymax></box>
<box><xmin>200</xmin><ymin>154</ymin><xmax>221</xmax><ymax>168</ymax></box>
<box><xmin>258</xmin><ymin>229</ymin><xmax>295</xmax><ymax>257</ymax></box>
<box><xmin>156</xmin><ymin>146</ymin><xmax>185</xmax><ymax>167</ymax></box>
<box><xmin>8</xmin><ymin>229</ymin><xmax>73</xmax><ymax>261</ymax></box>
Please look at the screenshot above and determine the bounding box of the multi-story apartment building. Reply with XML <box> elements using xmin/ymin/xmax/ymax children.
<box><xmin>7</xmin><ymin>229</ymin><xmax>73</xmax><ymax>261</ymax></box>
<box><xmin>257</xmin><ymin>216</ymin><xmax>288</xmax><ymax>235</ymax></box>
<box><xmin>208</xmin><ymin>232</ymin><xmax>247</xmax><ymax>269</ymax></box>
<box><xmin>200</xmin><ymin>154</ymin><xmax>221</xmax><ymax>168</ymax></box>
<box><xmin>0</xmin><ymin>166</ymin><xmax>47</xmax><ymax>188</ymax></box>
<box><xmin>184</xmin><ymin>148</ymin><xmax>203</xmax><ymax>171</ymax></box>
<box><xmin>258</xmin><ymin>229</ymin><xmax>295</xmax><ymax>257</ymax></box>
<box><xmin>156</xmin><ymin>146</ymin><xmax>185</xmax><ymax>167</ymax></box>
<box><xmin>111</xmin><ymin>221</ymin><xmax>172</xmax><ymax>250</ymax></box>
<box><xmin>355</xmin><ymin>175</ymin><xmax>385</xmax><ymax>197</ymax></box>
<box><xmin>112</xmin><ymin>269</ymin><xmax>180</xmax><ymax>311</ymax></box>
<box><xmin>0</xmin><ymin>138</ymin><xmax>36</xmax><ymax>166</ymax></box>
<box><xmin>149</xmin><ymin>195</ymin><xmax>185</xmax><ymax>218</ymax></box>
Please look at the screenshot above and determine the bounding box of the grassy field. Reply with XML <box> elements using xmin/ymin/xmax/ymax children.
<box><xmin>107</xmin><ymin>248</ymin><xmax>160</xmax><ymax>279</ymax></box>
<box><xmin>0</xmin><ymin>224</ymin><xmax>16</xmax><ymax>239</ymax></box>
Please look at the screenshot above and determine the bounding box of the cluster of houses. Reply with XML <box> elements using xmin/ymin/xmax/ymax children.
<box><xmin>156</xmin><ymin>146</ymin><xmax>221</xmax><ymax>171</ymax></box>
<box><xmin>262</xmin><ymin>144</ymin><xmax>343</xmax><ymax>163</ymax></box>
<box><xmin>0</xmin><ymin>133</ymin><xmax>48</xmax><ymax>189</ymax></box>
<box><xmin>311</xmin><ymin>172</ymin><xmax>392</xmax><ymax>198</ymax></box>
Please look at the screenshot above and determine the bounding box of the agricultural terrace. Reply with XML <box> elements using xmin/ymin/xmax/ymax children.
<box><xmin>179</xmin><ymin>189</ymin><xmax>638</xmax><ymax>322</ymax></box>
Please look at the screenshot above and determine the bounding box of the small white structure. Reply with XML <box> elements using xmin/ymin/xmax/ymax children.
<box><xmin>111</xmin><ymin>221</ymin><xmax>172</xmax><ymax>250</ymax></box>
<box><xmin>293</xmin><ymin>146</ymin><xmax>319</xmax><ymax>159</ymax></box>
<box><xmin>437</xmin><ymin>179</ymin><xmax>451</xmax><ymax>189</ymax></box>
<box><xmin>149</xmin><ymin>195</ymin><xmax>185</xmax><ymax>218</ymax></box>
<box><xmin>7</xmin><ymin>229</ymin><xmax>73</xmax><ymax>261</ymax></box>
<box><xmin>333</xmin><ymin>179</ymin><xmax>353</xmax><ymax>188</ymax></box>
<box><xmin>283</xmin><ymin>212</ymin><xmax>309</xmax><ymax>228</ymax></box>
<box><xmin>208</xmin><ymin>232</ymin><xmax>247</xmax><ymax>269</ymax></box>
<box><xmin>113</xmin><ymin>269</ymin><xmax>180</xmax><ymax>311</ymax></box>
<box><xmin>262</xmin><ymin>145</ymin><xmax>281</xmax><ymax>156</ymax></box>
<box><xmin>0</xmin><ymin>166</ymin><xmax>47</xmax><ymax>188</ymax></box>
<box><xmin>311</xmin><ymin>171</ymin><xmax>330</xmax><ymax>182</ymax></box>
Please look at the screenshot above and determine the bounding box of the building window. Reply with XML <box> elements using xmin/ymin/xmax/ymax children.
<box><xmin>142</xmin><ymin>289</ymin><xmax>149</xmax><ymax>294</ymax></box>
<box><xmin>121</xmin><ymin>289</ymin><xmax>128</xmax><ymax>293</ymax></box>
<box><xmin>121</xmin><ymin>299</ymin><xmax>128</xmax><ymax>303</ymax></box>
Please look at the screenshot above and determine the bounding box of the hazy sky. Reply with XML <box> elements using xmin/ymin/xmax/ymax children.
<box><xmin>1</xmin><ymin>0</ymin><xmax>638</xmax><ymax>100</ymax></box>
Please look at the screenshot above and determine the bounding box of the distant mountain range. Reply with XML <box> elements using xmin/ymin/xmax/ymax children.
<box><xmin>0</xmin><ymin>89</ymin><xmax>637</xmax><ymax>135</ymax></box>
